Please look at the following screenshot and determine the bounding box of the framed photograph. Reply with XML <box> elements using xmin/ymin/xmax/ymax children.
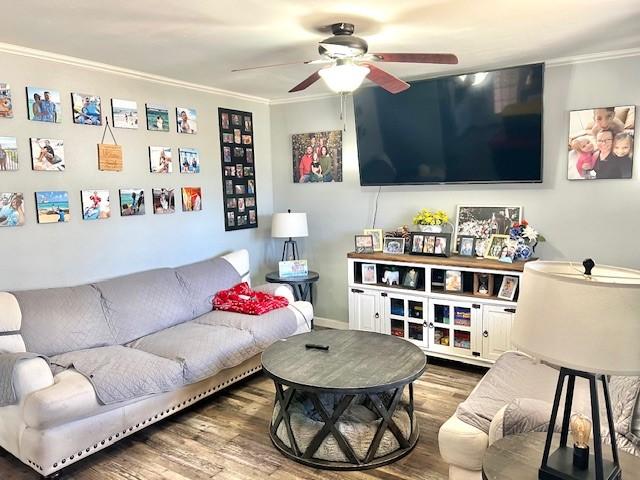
<box><xmin>454</xmin><ymin>205</ymin><xmax>522</xmax><ymax>257</ymax></box>
<box><xmin>237</xmin><ymin>197</ymin><xmax>245</xmax><ymax>213</ymax></box>
<box><xmin>568</xmin><ymin>106</ymin><xmax>634</xmax><ymax>180</ymax></box>
<box><xmin>81</xmin><ymin>190</ymin><xmax>111</xmax><ymax>220</ymax></box>
<box><xmin>149</xmin><ymin>146</ymin><xmax>172</xmax><ymax>173</ymax></box>
<box><xmin>30</xmin><ymin>138</ymin><xmax>65</xmax><ymax>171</ymax></box>
<box><xmin>361</xmin><ymin>263</ymin><xmax>377</xmax><ymax>284</ymax></box>
<box><xmin>247</xmin><ymin>179</ymin><xmax>255</xmax><ymax>195</ymax></box>
<box><xmin>237</xmin><ymin>215</ymin><xmax>247</xmax><ymax>226</ymax></box>
<box><xmin>292</xmin><ymin>131</ymin><xmax>343</xmax><ymax>183</ymax></box>
<box><xmin>243</xmin><ymin>166</ymin><xmax>253</xmax><ymax>177</ymax></box>
<box><xmin>354</xmin><ymin>234</ymin><xmax>374</xmax><ymax>254</ymax></box>
<box><xmin>235</xmin><ymin>184</ymin><xmax>245</xmax><ymax>195</ymax></box>
<box><xmin>236</xmin><ymin>163</ymin><xmax>244</xmax><ymax>178</ymax></box>
<box><xmin>225</xmin><ymin>180</ymin><xmax>233</xmax><ymax>195</ymax></box>
<box><xmin>231</xmin><ymin>113</ymin><xmax>241</xmax><ymax>126</ymax></box>
<box><xmin>222</xmin><ymin>133</ymin><xmax>234</xmax><ymax>143</ymax></box>
<box><xmin>221</xmin><ymin>112</ymin><xmax>229</xmax><ymax>129</ymax></box>
<box><xmin>458</xmin><ymin>235</ymin><xmax>477</xmax><ymax>257</ymax></box>
<box><xmin>111</xmin><ymin>99</ymin><xmax>138</xmax><ymax>129</ymax></box>
<box><xmin>383</xmin><ymin>237</ymin><xmax>405</xmax><ymax>255</ymax></box>
<box><xmin>498</xmin><ymin>239</ymin><xmax>518</xmax><ymax>264</ymax></box>
<box><xmin>434</xmin><ymin>233</ymin><xmax>451</xmax><ymax>257</ymax></box>
<box><xmin>0</xmin><ymin>136</ymin><xmax>18</xmax><ymax>171</ymax></box>
<box><xmin>35</xmin><ymin>191</ymin><xmax>69</xmax><ymax>223</ymax></box>
<box><xmin>176</xmin><ymin>107</ymin><xmax>197</xmax><ymax>134</ymax></box>
<box><xmin>484</xmin><ymin>234</ymin><xmax>510</xmax><ymax>260</ymax></box>
<box><xmin>233</xmin><ymin>146</ymin><xmax>244</xmax><ymax>157</ymax></box>
<box><xmin>224</xmin><ymin>166</ymin><xmax>235</xmax><ymax>177</ymax></box>
<box><xmin>445</xmin><ymin>270</ymin><xmax>463</xmax><ymax>292</ymax></box>
<box><xmin>403</xmin><ymin>269</ymin><xmax>419</xmax><ymax>289</ymax></box>
<box><xmin>248</xmin><ymin>209</ymin><xmax>256</xmax><ymax>224</ymax></box>
<box><xmin>0</xmin><ymin>192</ymin><xmax>24</xmax><ymax>227</ymax></box>
<box><xmin>473</xmin><ymin>273</ymin><xmax>494</xmax><ymax>297</ymax></box>
<box><xmin>226</xmin><ymin>198</ymin><xmax>237</xmax><ymax>209</ymax></box>
<box><xmin>498</xmin><ymin>275</ymin><xmax>519</xmax><ymax>301</ymax></box>
<box><xmin>410</xmin><ymin>233</ymin><xmax>425</xmax><ymax>254</ymax></box>
<box><xmin>179</xmin><ymin>148</ymin><xmax>200</xmax><ymax>173</ymax></box>
<box><xmin>363</xmin><ymin>228</ymin><xmax>383</xmax><ymax>252</ymax></box>
<box><xmin>119</xmin><ymin>189</ymin><xmax>145</xmax><ymax>216</ymax></box>
<box><xmin>146</xmin><ymin>104</ymin><xmax>169</xmax><ymax>131</ymax></box>
<box><xmin>223</xmin><ymin>146</ymin><xmax>232</xmax><ymax>163</ymax></box>
<box><xmin>246</xmin><ymin>148</ymin><xmax>253</xmax><ymax>163</ymax></box>
<box><xmin>26</xmin><ymin>87</ymin><xmax>61</xmax><ymax>123</ymax></box>
<box><xmin>226</xmin><ymin>211</ymin><xmax>235</xmax><ymax>227</ymax></box>
<box><xmin>423</xmin><ymin>235</ymin><xmax>436</xmax><ymax>254</ymax></box>
<box><xmin>0</xmin><ymin>83</ymin><xmax>13</xmax><ymax>118</ymax></box>
<box><xmin>152</xmin><ymin>188</ymin><xmax>175</xmax><ymax>214</ymax></box>
<box><xmin>71</xmin><ymin>92</ymin><xmax>102</xmax><ymax>125</ymax></box>
<box><xmin>181</xmin><ymin>187</ymin><xmax>202</xmax><ymax>212</ymax></box>
<box><xmin>241</xmin><ymin>134</ymin><xmax>252</xmax><ymax>145</ymax></box>
<box><xmin>244</xmin><ymin>116</ymin><xmax>252</xmax><ymax>132</ymax></box>
<box><xmin>234</xmin><ymin>129</ymin><xmax>241</xmax><ymax>144</ymax></box>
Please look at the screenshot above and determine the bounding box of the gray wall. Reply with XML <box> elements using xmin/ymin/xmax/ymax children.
<box><xmin>0</xmin><ymin>51</ymin><xmax>277</xmax><ymax>291</ymax></box>
<box><xmin>270</xmin><ymin>55</ymin><xmax>640</xmax><ymax>324</ymax></box>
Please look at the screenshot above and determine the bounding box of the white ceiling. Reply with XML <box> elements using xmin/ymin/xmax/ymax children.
<box><xmin>3</xmin><ymin>0</ymin><xmax>640</xmax><ymax>101</ymax></box>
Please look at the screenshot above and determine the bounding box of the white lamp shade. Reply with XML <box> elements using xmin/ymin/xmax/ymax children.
<box><xmin>318</xmin><ymin>64</ymin><xmax>370</xmax><ymax>93</ymax></box>
<box><xmin>512</xmin><ymin>261</ymin><xmax>640</xmax><ymax>376</ymax></box>
<box><xmin>271</xmin><ymin>212</ymin><xmax>308</xmax><ymax>239</ymax></box>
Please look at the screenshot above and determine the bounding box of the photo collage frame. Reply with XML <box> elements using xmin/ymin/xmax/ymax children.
<box><xmin>218</xmin><ymin>108</ymin><xmax>257</xmax><ymax>231</ymax></box>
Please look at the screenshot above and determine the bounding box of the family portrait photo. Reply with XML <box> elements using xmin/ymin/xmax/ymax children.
<box><xmin>292</xmin><ymin>130</ymin><xmax>343</xmax><ymax>183</ymax></box>
<box><xmin>0</xmin><ymin>84</ymin><xmax>13</xmax><ymax>118</ymax></box>
<box><xmin>454</xmin><ymin>205</ymin><xmax>522</xmax><ymax>256</ymax></box>
<box><xmin>568</xmin><ymin>106</ymin><xmax>635</xmax><ymax>180</ymax></box>
<box><xmin>30</xmin><ymin>138</ymin><xmax>65</xmax><ymax>171</ymax></box>
<box><xmin>179</xmin><ymin>148</ymin><xmax>200</xmax><ymax>173</ymax></box>
<box><xmin>26</xmin><ymin>87</ymin><xmax>60</xmax><ymax>123</ymax></box>
<box><xmin>112</xmin><ymin>99</ymin><xmax>138</xmax><ymax>129</ymax></box>
<box><xmin>152</xmin><ymin>188</ymin><xmax>175</xmax><ymax>214</ymax></box>
<box><xmin>0</xmin><ymin>137</ymin><xmax>18</xmax><ymax>171</ymax></box>
<box><xmin>181</xmin><ymin>187</ymin><xmax>202</xmax><ymax>212</ymax></box>
<box><xmin>71</xmin><ymin>92</ymin><xmax>102</xmax><ymax>125</ymax></box>
<box><xmin>119</xmin><ymin>189</ymin><xmax>145</xmax><ymax>216</ymax></box>
<box><xmin>176</xmin><ymin>107</ymin><xmax>197</xmax><ymax>134</ymax></box>
<box><xmin>81</xmin><ymin>190</ymin><xmax>111</xmax><ymax>220</ymax></box>
<box><xmin>149</xmin><ymin>146</ymin><xmax>172</xmax><ymax>173</ymax></box>
<box><xmin>35</xmin><ymin>191</ymin><xmax>69</xmax><ymax>223</ymax></box>
<box><xmin>0</xmin><ymin>192</ymin><xmax>24</xmax><ymax>227</ymax></box>
<box><xmin>146</xmin><ymin>104</ymin><xmax>170</xmax><ymax>131</ymax></box>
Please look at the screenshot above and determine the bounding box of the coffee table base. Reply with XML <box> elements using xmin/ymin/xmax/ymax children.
<box><xmin>269</xmin><ymin>381</ymin><xmax>419</xmax><ymax>471</ymax></box>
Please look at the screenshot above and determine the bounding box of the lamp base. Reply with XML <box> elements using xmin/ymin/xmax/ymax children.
<box><xmin>281</xmin><ymin>238</ymin><xmax>299</xmax><ymax>261</ymax></box>
<box><xmin>540</xmin><ymin>447</ymin><xmax>621</xmax><ymax>480</ymax></box>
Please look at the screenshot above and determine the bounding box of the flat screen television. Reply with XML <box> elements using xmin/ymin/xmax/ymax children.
<box><xmin>354</xmin><ymin>63</ymin><xmax>544</xmax><ymax>185</ymax></box>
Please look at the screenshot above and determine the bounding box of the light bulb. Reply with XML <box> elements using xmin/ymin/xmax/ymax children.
<box><xmin>570</xmin><ymin>414</ymin><xmax>592</xmax><ymax>448</ymax></box>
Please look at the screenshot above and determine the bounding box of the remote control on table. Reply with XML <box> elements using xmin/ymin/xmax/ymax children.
<box><xmin>305</xmin><ymin>343</ymin><xmax>329</xmax><ymax>351</ymax></box>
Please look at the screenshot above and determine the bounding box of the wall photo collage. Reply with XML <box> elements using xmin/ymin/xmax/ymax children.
<box><xmin>218</xmin><ymin>108</ymin><xmax>257</xmax><ymax>231</ymax></box>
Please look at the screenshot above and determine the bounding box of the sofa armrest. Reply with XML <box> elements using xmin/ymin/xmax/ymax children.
<box><xmin>253</xmin><ymin>283</ymin><xmax>295</xmax><ymax>304</ymax></box>
<box><xmin>10</xmin><ymin>357</ymin><xmax>54</xmax><ymax>404</ymax></box>
<box><xmin>438</xmin><ymin>415</ymin><xmax>488</xmax><ymax>472</ymax></box>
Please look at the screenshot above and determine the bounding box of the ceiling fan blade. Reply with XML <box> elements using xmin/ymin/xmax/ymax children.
<box><xmin>370</xmin><ymin>53</ymin><xmax>459</xmax><ymax>65</ymax></box>
<box><xmin>363</xmin><ymin>63</ymin><xmax>410</xmax><ymax>94</ymax></box>
<box><xmin>232</xmin><ymin>59</ymin><xmax>327</xmax><ymax>73</ymax></box>
<box><xmin>289</xmin><ymin>70</ymin><xmax>323</xmax><ymax>93</ymax></box>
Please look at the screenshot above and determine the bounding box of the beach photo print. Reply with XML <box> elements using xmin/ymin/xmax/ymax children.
<box><xmin>112</xmin><ymin>99</ymin><xmax>138</xmax><ymax>129</ymax></box>
<box><xmin>146</xmin><ymin>104</ymin><xmax>170</xmax><ymax>131</ymax></box>
<box><xmin>26</xmin><ymin>87</ymin><xmax>61</xmax><ymax>123</ymax></box>
<box><xmin>35</xmin><ymin>191</ymin><xmax>70</xmax><ymax>223</ymax></box>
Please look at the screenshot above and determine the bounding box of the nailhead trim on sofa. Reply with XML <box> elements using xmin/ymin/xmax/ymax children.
<box><xmin>29</xmin><ymin>364</ymin><xmax>263</xmax><ymax>475</ymax></box>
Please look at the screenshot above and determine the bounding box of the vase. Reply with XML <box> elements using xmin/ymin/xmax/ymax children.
<box><xmin>515</xmin><ymin>238</ymin><xmax>537</xmax><ymax>261</ymax></box>
<box><xmin>418</xmin><ymin>224</ymin><xmax>443</xmax><ymax>234</ymax></box>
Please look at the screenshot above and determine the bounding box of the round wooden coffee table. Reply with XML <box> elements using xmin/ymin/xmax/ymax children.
<box><xmin>261</xmin><ymin>329</ymin><xmax>426</xmax><ymax>470</ymax></box>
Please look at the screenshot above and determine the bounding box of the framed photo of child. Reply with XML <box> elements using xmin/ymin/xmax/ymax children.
<box><xmin>498</xmin><ymin>275</ymin><xmax>519</xmax><ymax>301</ymax></box>
<box><xmin>567</xmin><ymin>106</ymin><xmax>634</xmax><ymax>180</ymax></box>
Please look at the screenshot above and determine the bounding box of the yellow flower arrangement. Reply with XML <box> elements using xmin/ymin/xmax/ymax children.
<box><xmin>412</xmin><ymin>209</ymin><xmax>449</xmax><ymax>226</ymax></box>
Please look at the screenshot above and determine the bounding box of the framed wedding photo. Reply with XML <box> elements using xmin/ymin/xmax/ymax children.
<box><xmin>383</xmin><ymin>237</ymin><xmax>405</xmax><ymax>255</ymax></box>
<box><xmin>361</xmin><ymin>263</ymin><xmax>377</xmax><ymax>284</ymax></box>
<box><xmin>354</xmin><ymin>234</ymin><xmax>374</xmax><ymax>254</ymax></box>
<box><xmin>363</xmin><ymin>228</ymin><xmax>384</xmax><ymax>252</ymax></box>
<box><xmin>498</xmin><ymin>275</ymin><xmax>519</xmax><ymax>301</ymax></box>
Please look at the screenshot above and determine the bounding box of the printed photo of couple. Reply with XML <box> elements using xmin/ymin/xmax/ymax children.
<box><xmin>568</xmin><ymin>106</ymin><xmax>635</xmax><ymax>180</ymax></box>
<box><xmin>0</xmin><ymin>192</ymin><xmax>25</xmax><ymax>227</ymax></box>
<box><xmin>26</xmin><ymin>87</ymin><xmax>60</xmax><ymax>123</ymax></box>
<box><xmin>291</xmin><ymin>130</ymin><xmax>343</xmax><ymax>183</ymax></box>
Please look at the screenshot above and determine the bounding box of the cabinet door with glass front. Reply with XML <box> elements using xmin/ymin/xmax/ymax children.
<box><xmin>428</xmin><ymin>299</ymin><xmax>480</xmax><ymax>357</ymax></box>
<box><xmin>383</xmin><ymin>292</ymin><xmax>427</xmax><ymax>348</ymax></box>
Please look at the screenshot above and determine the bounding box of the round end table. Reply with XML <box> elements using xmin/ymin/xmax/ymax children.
<box><xmin>265</xmin><ymin>271</ymin><xmax>319</xmax><ymax>303</ymax></box>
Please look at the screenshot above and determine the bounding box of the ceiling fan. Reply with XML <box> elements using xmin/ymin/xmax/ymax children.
<box><xmin>232</xmin><ymin>22</ymin><xmax>459</xmax><ymax>94</ymax></box>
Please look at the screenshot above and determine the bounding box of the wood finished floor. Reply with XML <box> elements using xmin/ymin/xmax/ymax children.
<box><xmin>0</xmin><ymin>359</ymin><xmax>484</xmax><ymax>480</ymax></box>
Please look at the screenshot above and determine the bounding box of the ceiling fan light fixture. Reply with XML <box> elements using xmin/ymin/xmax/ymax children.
<box><xmin>318</xmin><ymin>63</ymin><xmax>370</xmax><ymax>93</ymax></box>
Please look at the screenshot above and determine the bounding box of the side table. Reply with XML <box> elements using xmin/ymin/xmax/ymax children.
<box><xmin>482</xmin><ymin>432</ymin><xmax>640</xmax><ymax>480</ymax></box>
<box><xmin>265</xmin><ymin>271</ymin><xmax>319</xmax><ymax>303</ymax></box>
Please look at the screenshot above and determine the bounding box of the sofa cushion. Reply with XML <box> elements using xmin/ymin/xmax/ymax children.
<box><xmin>13</xmin><ymin>285</ymin><xmax>114</xmax><ymax>356</ymax></box>
<box><xmin>194</xmin><ymin>307</ymin><xmax>298</xmax><ymax>350</ymax></box>
<box><xmin>94</xmin><ymin>268</ymin><xmax>192</xmax><ymax>344</ymax></box>
<box><xmin>128</xmin><ymin>321</ymin><xmax>258</xmax><ymax>383</ymax></box>
<box><xmin>175</xmin><ymin>257</ymin><xmax>241</xmax><ymax>318</ymax></box>
<box><xmin>50</xmin><ymin>345</ymin><xmax>184</xmax><ymax>405</ymax></box>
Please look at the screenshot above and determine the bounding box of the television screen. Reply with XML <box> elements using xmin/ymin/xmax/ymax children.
<box><xmin>354</xmin><ymin>63</ymin><xmax>544</xmax><ymax>185</ymax></box>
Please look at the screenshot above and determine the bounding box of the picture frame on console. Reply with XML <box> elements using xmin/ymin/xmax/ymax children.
<box><xmin>383</xmin><ymin>237</ymin><xmax>405</xmax><ymax>255</ymax></box>
<box><xmin>484</xmin><ymin>234</ymin><xmax>510</xmax><ymax>260</ymax></box>
<box><xmin>363</xmin><ymin>228</ymin><xmax>384</xmax><ymax>252</ymax></box>
<box><xmin>445</xmin><ymin>270</ymin><xmax>463</xmax><ymax>292</ymax></box>
<box><xmin>454</xmin><ymin>205</ymin><xmax>522</xmax><ymax>257</ymax></box>
<box><xmin>498</xmin><ymin>275</ymin><xmax>519</xmax><ymax>301</ymax></box>
<box><xmin>361</xmin><ymin>263</ymin><xmax>377</xmax><ymax>284</ymax></box>
<box><xmin>457</xmin><ymin>235</ymin><xmax>477</xmax><ymax>257</ymax></box>
<box><xmin>354</xmin><ymin>234</ymin><xmax>374</xmax><ymax>254</ymax></box>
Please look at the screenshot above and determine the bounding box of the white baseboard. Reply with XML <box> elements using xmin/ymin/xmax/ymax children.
<box><xmin>314</xmin><ymin>317</ymin><xmax>348</xmax><ymax>330</ymax></box>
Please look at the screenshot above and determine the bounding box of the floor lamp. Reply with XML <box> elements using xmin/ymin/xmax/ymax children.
<box><xmin>271</xmin><ymin>210</ymin><xmax>308</xmax><ymax>261</ymax></box>
<box><xmin>511</xmin><ymin>260</ymin><xmax>640</xmax><ymax>480</ymax></box>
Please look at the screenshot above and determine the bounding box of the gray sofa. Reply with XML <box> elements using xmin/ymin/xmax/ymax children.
<box><xmin>0</xmin><ymin>249</ymin><xmax>313</xmax><ymax>476</ymax></box>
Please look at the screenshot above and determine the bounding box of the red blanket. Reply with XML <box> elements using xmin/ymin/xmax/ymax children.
<box><xmin>212</xmin><ymin>282</ymin><xmax>289</xmax><ymax>315</ymax></box>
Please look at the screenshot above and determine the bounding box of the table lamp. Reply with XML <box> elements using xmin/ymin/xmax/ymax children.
<box><xmin>512</xmin><ymin>259</ymin><xmax>640</xmax><ymax>480</ymax></box>
<box><xmin>271</xmin><ymin>210</ymin><xmax>308</xmax><ymax>261</ymax></box>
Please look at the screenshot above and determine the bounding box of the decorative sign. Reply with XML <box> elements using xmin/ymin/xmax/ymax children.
<box><xmin>218</xmin><ymin>108</ymin><xmax>257</xmax><ymax>231</ymax></box>
<box><xmin>97</xmin><ymin>144</ymin><xmax>123</xmax><ymax>171</ymax></box>
<box><xmin>278</xmin><ymin>260</ymin><xmax>308</xmax><ymax>278</ymax></box>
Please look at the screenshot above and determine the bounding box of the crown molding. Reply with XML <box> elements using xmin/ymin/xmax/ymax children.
<box><xmin>270</xmin><ymin>92</ymin><xmax>337</xmax><ymax>105</ymax></box>
<box><xmin>546</xmin><ymin>46</ymin><xmax>640</xmax><ymax>67</ymax></box>
<box><xmin>0</xmin><ymin>42</ymin><xmax>270</xmax><ymax>105</ymax></box>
